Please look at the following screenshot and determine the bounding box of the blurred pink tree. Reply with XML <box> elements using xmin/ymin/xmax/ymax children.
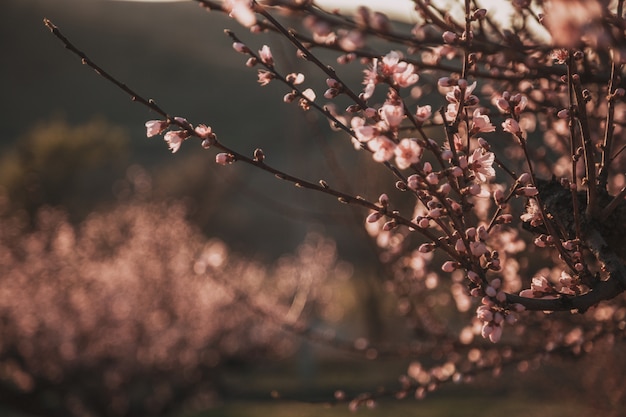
<box><xmin>0</xmin><ymin>196</ymin><xmax>350</xmax><ymax>415</ymax></box>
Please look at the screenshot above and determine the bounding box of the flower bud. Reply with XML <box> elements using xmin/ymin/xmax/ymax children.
<box><xmin>216</xmin><ymin>153</ymin><xmax>235</xmax><ymax>165</ymax></box>
<box><xmin>232</xmin><ymin>42</ymin><xmax>249</xmax><ymax>53</ymax></box>
<box><xmin>442</xmin><ymin>31</ymin><xmax>458</xmax><ymax>44</ymax></box>
<box><xmin>366</xmin><ymin>212</ymin><xmax>382</xmax><ymax>223</ymax></box>
<box><xmin>441</xmin><ymin>261</ymin><xmax>458</xmax><ymax>272</ymax></box>
<box><xmin>472</xmin><ymin>8</ymin><xmax>487</xmax><ymax>20</ymax></box>
<box><xmin>253</xmin><ymin>148</ymin><xmax>265</xmax><ymax>162</ymax></box>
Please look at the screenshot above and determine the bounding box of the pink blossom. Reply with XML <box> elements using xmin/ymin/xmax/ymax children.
<box><xmin>543</xmin><ymin>0</ymin><xmax>602</xmax><ymax>48</ymax></box>
<box><xmin>368</xmin><ymin>136</ymin><xmax>396</xmax><ymax>162</ymax></box>
<box><xmin>476</xmin><ymin>305</ymin><xmax>493</xmax><ymax>322</ymax></box>
<box><xmin>513</xmin><ymin>95</ymin><xmax>528</xmax><ymax>114</ymax></box>
<box><xmin>381</xmin><ymin>51</ymin><xmax>402</xmax><ymax>73</ymax></box>
<box><xmin>163</xmin><ymin>130</ymin><xmax>188</xmax><ymax>153</ymax></box>
<box><xmin>145</xmin><ymin>120</ymin><xmax>168</xmax><ymax>137</ymax></box>
<box><xmin>351</xmin><ymin>117</ymin><xmax>377</xmax><ymax>142</ymax></box>
<box><xmin>286</xmin><ymin>73</ymin><xmax>305</xmax><ymax>85</ymax></box>
<box><xmin>415</xmin><ymin>105</ymin><xmax>432</xmax><ymax>123</ymax></box>
<box><xmin>258</xmin><ymin>45</ymin><xmax>274</xmax><ymax>66</ymax></box>
<box><xmin>394</xmin><ymin>138</ymin><xmax>422</xmax><ymax>169</ymax></box>
<box><xmin>445</xmin><ymin>103</ymin><xmax>458</xmax><ymax>121</ymax></box>
<box><xmin>257</xmin><ymin>70</ymin><xmax>274</xmax><ymax>86</ymax></box>
<box><xmin>495</xmin><ymin>97</ymin><xmax>510</xmax><ymax>113</ymax></box>
<box><xmin>380</xmin><ymin>103</ymin><xmax>404</xmax><ymax>128</ymax></box>
<box><xmin>392</xmin><ymin>63</ymin><xmax>419</xmax><ymax>87</ymax></box>
<box><xmin>361</xmin><ymin>64</ymin><xmax>378</xmax><ymax>100</ymax></box>
<box><xmin>520</xmin><ymin>275</ymin><xmax>553</xmax><ymax>298</ymax></box>
<box><xmin>361</xmin><ymin>51</ymin><xmax>419</xmax><ymax>97</ymax></box>
<box><xmin>468</xmin><ymin>148</ymin><xmax>495</xmax><ymax>182</ymax></box>
<box><xmin>338</xmin><ymin>30</ymin><xmax>364</xmax><ymax>51</ymax></box>
<box><xmin>302</xmin><ymin>88</ymin><xmax>316</xmax><ymax>102</ymax></box>
<box><xmin>471</xmin><ymin>109</ymin><xmax>496</xmax><ymax>133</ymax></box>
<box><xmin>226</xmin><ymin>0</ymin><xmax>256</xmax><ymax>27</ymax></box>
<box><xmin>521</xmin><ymin>199</ymin><xmax>542</xmax><ymax>227</ymax></box>
<box><xmin>446</xmin><ymin>81</ymin><xmax>477</xmax><ymax>104</ymax></box>
<box><xmin>194</xmin><ymin>124</ymin><xmax>213</xmax><ymax>139</ymax></box>
<box><xmin>502</xmin><ymin>118</ymin><xmax>521</xmax><ymax>135</ymax></box>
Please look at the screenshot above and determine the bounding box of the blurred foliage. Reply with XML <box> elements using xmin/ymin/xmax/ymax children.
<box><xmin>0</xmin><ymin>118</ymin><xmax>129</xmax><ymax>221</ymax></box>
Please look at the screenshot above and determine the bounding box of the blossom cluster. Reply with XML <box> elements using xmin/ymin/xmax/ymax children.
<box><xmin>46</xmin><ymin>0</ymin><xmax>626</xmax><ymax>407</ymax></box>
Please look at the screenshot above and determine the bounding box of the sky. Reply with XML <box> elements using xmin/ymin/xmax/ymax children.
<box><xmin>108</xmin><ymin>0</ymin><xmax>422</xmax><ymax>22</ymax></box>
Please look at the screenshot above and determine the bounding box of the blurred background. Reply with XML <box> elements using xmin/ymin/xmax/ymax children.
<box><xmin>0</xmin><ymin>1</ymin><xmax>620</xmax><ymax>416</ymax></box>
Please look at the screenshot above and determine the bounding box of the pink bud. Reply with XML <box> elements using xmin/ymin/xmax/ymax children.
<box><xmin>426</xmin><ymin>172</ymin><xmax>439</xmax><ymax>185</ymax></box>
<box><xmin>417</xmin><ymin>217</ymin><xmax>430</xmax><ymax>229</ymax></box>
<box><xmin>488</xmin><ymin>325</ymin><xmax>502</xmax><ymax>343</ymax></box>
<box><xmin>364</xmin><ymin>107</ymin><xmax>377</xmax><ymax>118</ymax></box>
<box><xmin>438</xmin><ymin>183</ymin><xmax>451</xmax><ymax>195</ymax></box>
<box><xmin>366</xmin><ymin>212</ymin><xmax>382</xmax><ymax>223</ymax></box>
<box><xmin>429</xmin><ymin>208</ymin><xmax>442</xmax><ymax>218</ymax></box>
<box><xmin>478</xmin><ymin>137</ymin><xmax>490</xmax><ymax>150</ymax></box>
<box><xmin>496</xmin><ymin>98</ymin><xmax>510</xmax><ymax>113</ymax></box>
<box><xmin>438</xmin><ymin>77</ymin><xmax>453</xmax><ymax>87</ymax></box>
<box><xmin>517</xmin><ymin>172</ymin><xmax>531</xmax><ymax>184</ymax></box>
<box><xmin>441</xmin><ymin>261</ymin><xmax>458</xmax><ymax>272</ymax></box>
<box><xmin>418</xmin><ymin>243</ymin><xmax>435</xmax><ymax>253</ymax></box>
<box><xmin>473</xmin><ymin>8</ymin><xmax>487</xmax><ymax>19</ymax></box>
<box><xmin>324</xmin><ymin>88</ymin><xmax>339</xmax><ymax>99</ymax></box>
<box><xmin>407</xmin><ymin>174</ymin><xmax>419</xmax><ymax>190</ymax></box>
<box><xmin>232</xmin><ymin>42</ymin><xmax>249</xmax><ymax>53</ymax></box>
<box><xmin>450</xmin><ymin>166</ymin><xmax>463</xmax><ymax>177</ymax></box>
<box><xmin>258</xmin><ymin>45</ymin><xmax>274</xmax><ymax>66</ymax></box>
<box><xmin>382</xmin><ymin>220</ymin><xmax>396</xmax><ymax>231</ymax></box>
<box><xmin>557</xmin><ymin>109</ymin><xmax>570</xmax><ymax>119</ymax></box>
<box><xmin>194</xmin><ymin>124</ymin><xmax>213</xmax><ymax>139</ymax></box>
<box><xmin>326</xmin><ymin>78</ymin><xmax>341</xmax><ymax>88</ymax></box>
<box><xmin>442</xmin><ymin>31</ymin><xmax>458</xmax><ymax>43</ymax></box>
<box><xmin>216</xmin><ymin>153</ymin><xmax>235</xmax><ymax>165</ymax></box>
<box><xmin>253</xmin><ymin>148</ymin><xmax>265</xmax><ymax>162</ymax></box>
<box><xmin>502</xmin><ymin>118</ymin><xmax>521</xmax><ymax>134</ymax></box>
